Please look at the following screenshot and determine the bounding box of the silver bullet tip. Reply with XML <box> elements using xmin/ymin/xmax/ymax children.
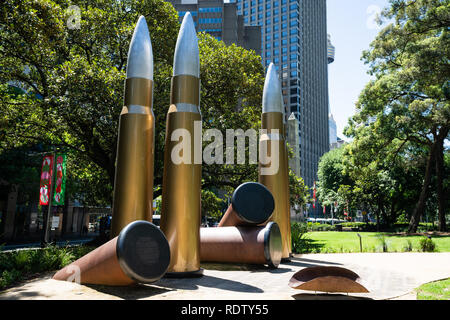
<box><xmin>262</xmin><ymin>63</ymin><xmax>283</xmax><ymax>114</ymax></box>
<box><xmin>126</xmin><ymin>15</ymin><xmax>153</xmax><ymax>80</ymax></box>
<box><xmin>173</xmin><ymin>12</ymin><xmax>200</xmax><ymax>77</ymax></box>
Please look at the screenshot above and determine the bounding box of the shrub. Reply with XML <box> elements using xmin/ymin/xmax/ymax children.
<box><xmin>0</xmin><ymin>245</ymin><xmax>95</xmax><ymax>290</ymax></box>
<box><xmin>376</xmin><ymin>234</ymin><xmax>389</xmax><ymax>252</ymax></box>
<box><xmin>291</xmin><ymin>222</ymin><xmax>309</xmax><ymax>254</ymax></box>
<box><xmin>403</xmin><ymin>240</ymin><xmax>413</xmax><ymax>252</ymax></box>
<box><xmin>419</xmin><ymin>237</ymin><xmax>437</xmax><ymax>252</ymax></box>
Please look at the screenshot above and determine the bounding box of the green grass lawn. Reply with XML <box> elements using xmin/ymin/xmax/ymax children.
<box><xmin>416</xmin><ymin>278</ymin><xmax>450</xmax><ymax>300</ymax></box>
<box><xmin>305</xmin><ymin>232</ymin><xmax>450</xmax><ymax>253</ymax></box>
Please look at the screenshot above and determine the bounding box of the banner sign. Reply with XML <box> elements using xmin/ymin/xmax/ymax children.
<box><xmin>39</xmin><ymin>154</ymin><xmax>54</xmax><ymax>205</ymax></box>
<box><xmin>53</xmin><ymin>154</ymin><xmax>67</xmax><ymax>205</ymax></box>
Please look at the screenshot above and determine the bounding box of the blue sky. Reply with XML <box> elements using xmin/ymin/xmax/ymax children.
<box><xmin>327</xmin><ymin>0</ymin><xmax>391</xmax><ymax>139</ymax></box>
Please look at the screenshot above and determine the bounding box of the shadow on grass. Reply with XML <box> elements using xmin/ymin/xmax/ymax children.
<box><xmin>293</xmin><ymin>238</ymin><xmax>326</xmax><ymax>254</ymax></box>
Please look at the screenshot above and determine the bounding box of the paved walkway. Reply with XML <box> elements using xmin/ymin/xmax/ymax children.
<box><xmin>1</xmin><ymin>253</ymin><xmax>449</xmax><ymax>300</ymax></box>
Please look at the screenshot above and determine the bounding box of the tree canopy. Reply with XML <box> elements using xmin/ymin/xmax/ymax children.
<box><xmin>0</xmin><ymin>0</ymin><xmax>309</xmax><ymax>214</ymax></box>
<box><xmin>318</xmin><ymin>0</ymin><xmax>449</xmax><ymax>231</ymax></box>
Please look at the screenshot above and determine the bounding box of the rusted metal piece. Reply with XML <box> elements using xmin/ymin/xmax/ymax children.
<box><xmin>218</xmin><ymin>182</ymin><xmax>275</xmax><ymax>227</ymax></box>
<box><xmin>53</xmin><ymin>221</ymin><xmax>170</xmax><ymax>286</ymax></box>
<box><xmin>288</xmin><ymin>266</ymin><xmax>369</xmax><ymax>293</ymax></box>
<box><xmin>200</xmin><ymin>222</ymin><xmax>282</xmax><ymax>268</ymax></box>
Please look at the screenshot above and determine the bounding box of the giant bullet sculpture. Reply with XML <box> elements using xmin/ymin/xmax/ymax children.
<box><xmin>200</xmin><ymin>222</ymin><xmax>283</xmax><ymax>268</ymax></box>
<box><xmin>259</xmin><ymin>63</ymin><xmax>291</xmax><ymax>261</ymax></box>
<box><xmin>219</xmin><ymin>182</ymin><xmax>275</xmax><ymax>227</ymax></box>
<box><xmin>111</xmin><ymin>16</ymin><xmax>155</xmax><ymax>238</ymax></box>
<box><xmin>160</xmin><ymin>12</ymin><xmax>203</xmax><ymax>277</ymax></box>
<box><xmin>53</xmin><ymin>221</ymin><xmax>171</xmax><ymax>286</ymax></box>
<box><xmin>281</xmin><ymin>95</ymin><xmax>292</xmax><ymax>256</ymax></box>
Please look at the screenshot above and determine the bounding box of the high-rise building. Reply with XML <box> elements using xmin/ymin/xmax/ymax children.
<box><xmin>167</xmin><ymin>0</ymin><xmax>261</xmax><ymax>55</ymax></box>
<box><xmin>327</xmin><ymin>34</ymin><xmax>337</xmax><ymax>148</ymax></box>
<box><xmin>327</xmin><ymin>33</ymin><xmax>335</xmax><ymax>64</ymax></box>
<box><xmin>235</xmin><ymin>0</ymin><xmax>329</xmax><ymax>188</ymax></box>
<box><xmin>328</xmin><ymin>113</ymin><xmax>337</xmax><ymax>145</ymax></box>
<box><xmin>287</xmin><ymin>112</ymin><xmax>301</xmax><ymax>177</ymax></box>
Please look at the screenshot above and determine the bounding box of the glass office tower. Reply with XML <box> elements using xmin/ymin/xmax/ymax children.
<box><xmin>235</xmin><ymin>0</ymin><xmax>329</xmax><ymax>189</ymax></box>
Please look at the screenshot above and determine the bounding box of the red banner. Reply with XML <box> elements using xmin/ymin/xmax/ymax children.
<box><xmin>39</xmin><ymin>154</ymin><xmax>54</xmax><ymax>205</ymax></box>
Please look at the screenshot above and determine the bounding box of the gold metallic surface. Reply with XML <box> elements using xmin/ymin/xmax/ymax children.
<box><xmin>170</xmin><ymin>75</ymin><xmax>201</xmax><ymax>106</ymax></box>
<box><xmin>282</xmin><ymin>122</ymin><xmax>292</xmax><ymax>255</ymax></box>
<box><xmin>160</xmin><ymin>111</ymin><xmax>202</xmax><ymax>274</ymax></box>
<box><xmin>124</xmin><ymin>78</ymin><xmax>153</xmax><ymax>107</ymax></box>
<box><xmin>259</xmin><ymin>112</ymin><xmax>291</xmax><ymax>259</ymax></box>
<box><xmin>111</xmin><ymin>110</ymin><xmax>155</xmax><ymax>238</ymax></box>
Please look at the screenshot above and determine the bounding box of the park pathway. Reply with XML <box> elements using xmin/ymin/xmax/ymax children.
<box><xmin>0</xmin><ymin>252</ymin><xmax>449</xmax><ymax>300</ymax></box>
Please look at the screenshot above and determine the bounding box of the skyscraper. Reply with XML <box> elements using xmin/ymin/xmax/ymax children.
<box><xmin>328</xmin><ymin>113</ymin><xmax>337</xmax><ymax>145</ymax></box>
<box><xmin>327</xmin><ymin>33</ymin><xmax>337</xmax><ymax>148</ymax></box>
<box><xmin>235</xmin><ymin>0</ymin><xmax>329</xmax><ymax>188</ymax></box>
<box><xmin>167</xmin><ymin>0</ymin><xmax>261</xmax><ymax>55</ymax></box>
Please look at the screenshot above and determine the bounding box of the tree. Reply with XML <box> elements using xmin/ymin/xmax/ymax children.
<box><xmin>289</xmin><ymin>170</ymin><xmax>309</xmax><ymax>215</ymax></box>
<box><xmin>316</xmin><ymin>147</ymin><xmax>352</xmax><ymax>208</ymax></box>
<box><xmin>348</xmin><ymin>0</ymin><xmax>450</xmax><ymax>232</ymax></box>
<box><xmin>198</xmin><ymin>32</ymin><xmax>265</xmax><ymax>194</ymax></box>
<box><xmin>0</xmin><ymin>0</ymin><xmax>180</xmax><ymax>206</ymax></box>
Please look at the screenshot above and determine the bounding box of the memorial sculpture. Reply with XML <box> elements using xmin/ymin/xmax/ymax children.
<box><xmin>258</xmin><ymin>63</ymin><xmax>292</xmax><ymax>261</ymax></box>
<box><xmin>160</xmin><ymin>12</ymin><xmax>203</xmax><ymax>278</ymax></box>
<box><xmin>53</xmin><ymin>12</ymin><xmax>298</xmax><ymax>287</ymax></box>
<box><xmin>53</xmin><ymin>220</ymin><xmax>170</xmax><ymax>286</ymax></box>
<box><xmin>110</xmin><ymin>15</ymin><xmax>155</xmax><ymax>238</ymax></box>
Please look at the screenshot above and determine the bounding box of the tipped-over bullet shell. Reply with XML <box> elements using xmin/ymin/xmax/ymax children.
<box><xmin>53</xmin><ymin>221</ymin><xmax>171</xmax><ymax>286</ymax></box>
<box><xmin>111</xmin><ymin>16</ymin><xmax>156</xmax><ymax>238</ymax></box>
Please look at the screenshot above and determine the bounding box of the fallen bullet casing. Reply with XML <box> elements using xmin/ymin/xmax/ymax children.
<box><xmin>219</xmin><ymin>182</ymin><xmax>275</xmax><ymax>227</ymax></box>
<box><xmin>53</xmin><ymin>221</ymin><xmax>171</xmax><ymax>286</ymax></box>
<box><xmin>200</xmin><ymin>222</ymin><xmax>283</xmax><ymax>268</ymax></box>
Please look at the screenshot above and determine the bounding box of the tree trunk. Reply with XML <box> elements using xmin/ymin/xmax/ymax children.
<box><xmin>408</xmin><ymin>143</ymin><xmax>436</xmax><ymax>233</ymax></box>
<box><xmin>435</xmin><ymin>129</ymin><xmax>448</xmax><ymax>232</ymax></box>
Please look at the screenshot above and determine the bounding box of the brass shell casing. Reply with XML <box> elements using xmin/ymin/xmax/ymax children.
<box><xmin>161</xmin><ymin>75</ymin><xmax>202</xmax><ymax>275</ymax></box>
<box><xmin>259</xmin><ymin>112</ymin><xmax>291</xmax><ymax>259</ymax></box>
<box><xmin>282</xmin><ymin>122</ymin><xmax>292</xmax><ymax>255</ymax></box>
<box><xmin>200</xmin><ymin>222</ymin><xmax>283</xmax><ymax>268</ymax></box>
<box><xmin>111</xmin><ymin>78</ymin><xmax>155</xmax><ymax>238</ymax></box>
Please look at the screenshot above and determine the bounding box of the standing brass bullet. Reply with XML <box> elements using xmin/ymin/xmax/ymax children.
<box><xmin>160</xmin><ymin>12</ymin><xmax>203</xmax><ymax>277</ymax></box>
<box><xmin>258</xmin><ymin>63</ymin><xmax>292</xmax><ymax>261</ymax></box>
<box><xmin>111</xmin><ymin>16</ymin><xmax>155</xmax><ymax>238</ymax></box>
